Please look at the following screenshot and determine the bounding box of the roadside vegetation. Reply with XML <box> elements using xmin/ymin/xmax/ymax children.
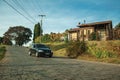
<box><xmin>78</xmin><ymin>41</ymin><xmax>120</xmax><ymax>64</ymax></box>
<box><xmin>0</xmin><ymin>46</ymin><xmax>6</xmax><ymax>60</ymax></box>
<box><xmin>66</xmin><ymin>41</ymin><xmax>87</xmax><ymax>58</ymax></box>
<box><xmin>45</xmin><ymin>40</ymin><xmax>120</xmax><ymax>64</ymax></box>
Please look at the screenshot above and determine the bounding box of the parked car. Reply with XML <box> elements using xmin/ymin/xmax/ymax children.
<box><xmin>28</xmin><ymin>43</ymin><xmax>53</xmax><ymax>57</ymax></box>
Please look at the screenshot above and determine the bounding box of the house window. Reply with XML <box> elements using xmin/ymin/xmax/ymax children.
<box><xmin>88</xmin><ymin>30</ymin><xmax>90</xmax><ymax>35</ymax></box>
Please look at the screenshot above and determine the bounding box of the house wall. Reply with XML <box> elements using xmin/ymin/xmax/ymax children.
<box><xmin>69</xmin><ymin>32</ymin><xmax>78</xmax><ymax>41</ymax></box>
<box><xmin>79</xmin><ymin>27</ymin><xmax>94</xmax><ymax>41</ymax></box>
<box><xmin>95</xmin><ymin>23</ymin><xmax>113</xmax><ymax>40</ymax></box>
<box><xmin>68</xmin><ymin>21</ymin><xmax>113</xmax><ymax>41</ymax></box>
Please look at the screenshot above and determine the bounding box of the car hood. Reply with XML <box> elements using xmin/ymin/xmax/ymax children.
<box><xmin>37</xmin><ymin>48</ymin><xmax>51</xmax><ymax>51</ymax></box>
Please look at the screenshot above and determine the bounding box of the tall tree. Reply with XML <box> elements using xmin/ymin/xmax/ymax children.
<box><xmin>33</xmin><ymin>22</ymin><xmax>43</xmax><ymax>43</ymax></box>
<box><xmin>4</xmin><ymin>26</ymin><xmax>32</xmax><ymax>46</ymax></box>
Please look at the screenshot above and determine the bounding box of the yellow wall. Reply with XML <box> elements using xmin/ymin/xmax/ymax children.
<box><xmin>70</xmin><ymin>32</ymin><xmax>77</xmax><ymax>40</ymax></box>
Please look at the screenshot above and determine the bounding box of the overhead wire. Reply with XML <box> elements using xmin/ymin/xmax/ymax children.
<box><xmin>31</xmin><ymin>0</ymin><xmax>46</xmax><ymax>22</ymax></box>
<box><xmin>30</xmin><ymin>0</ymin><xmax>40</xmax><ymax>22</ymax></box>
<box><xmin>36</xmin><ymin>1</ymin><xmax>45</xmax><ymax>15</ymax></box>
<box><xmin>32</xmin><ymin>0</ymin><xmax>41</xmax><ymax>14</ymax></box>
<box><xmin>12</xmin><ymin>0</ymin><xmax>37</xmax><ymax>22</ymax></box>
<box><xmin>3</xmin><ymin>0</ymin><xmax>35</xmax><ymax>24</ymax></box>
<box><xmin>3</xmin><ymin>0</ymin><xmax>45</xmax><ymax>24</ymax></box>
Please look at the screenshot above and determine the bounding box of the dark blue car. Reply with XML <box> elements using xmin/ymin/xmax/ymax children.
<box><xmin>28</xmin><ymin>43</ymin><xmax>53</xmax><ymax>57</ymax></box>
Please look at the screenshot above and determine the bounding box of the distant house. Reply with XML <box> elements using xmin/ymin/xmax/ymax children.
<box><xmin>68</xmin><ymin>20</ymin><xmax>113</xmax><ymax>41</ymax></box>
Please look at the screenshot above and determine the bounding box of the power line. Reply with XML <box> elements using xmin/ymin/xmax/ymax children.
<box><xmin>32</xmin><ymin>0</ymin><xmax>43</xmax><ymax>14</ymax></box>
<box><xmin>3</xmin><ymin>0</ymin><xmax>35</xmax><ymax>24</ymax></box>
<box><xmin>36</xmin><ymin>1</ymin><xmax>45</xmax><ymax>14</ymax></box>
<box><xmin>31</xmin><ymin>0</ymin><xmax>46</xmax><ymax>22</ymax></box>
<box><xmin>12</xmin><ymin>0</ymin><xmax>37</xmax><ymax>22</ymax></box>
<box><xmin>30</xmin><ymin>0</ymin><xmax>42</xmax><ymax>22</ymax></box>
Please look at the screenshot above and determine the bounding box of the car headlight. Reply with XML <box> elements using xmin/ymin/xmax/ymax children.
<box><xmin>38</xmin><ymin>50</ymin><xmax>43</xmax><ymax>52</ymax></box>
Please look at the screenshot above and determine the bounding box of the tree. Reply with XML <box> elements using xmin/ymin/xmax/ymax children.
<box><xmin>115</xmin><ymin>22</ymin><xmax>120</xmax><ymax>29</ymax></box>
<box><xmin>2</xmin><ymin>37</ymin><xmax>12</xmax><ymax>45</ymax></box>
<box><xmin>50</xmin><ymin>32</ymin><xmax>63</xmax><ymax>42</ymax></box>
<box><xmin>3</xmin><ymin>26</ymin><xmax>32</xmax><ymax>46</ymax></box>
<box><xmin>64</xmin><ymin>29</ymin><xmax>69</xmax><ymax>43</ymax></box>
<box><xmin>41</xmin><ymin>34</ymin><xmax>51</xmax><ymax>43</ymax></box>
<box><xmin>33</xmin><ymin>23</ymin><xmax>43</xmax><ymax>43</ymax></box>
<box><xmin>0</xmin><ymin>37</ymin><xmax>3</xmax><ymax>44</ymax></box>
<box><xmin>35</xmin><ymin>36</ymin><xmax>41</xmax><ymax>43</ymax></box>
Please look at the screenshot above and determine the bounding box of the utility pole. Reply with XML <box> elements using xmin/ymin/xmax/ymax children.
<box><xmin>38</xmin><ymin>14</ymin><xmax>46</xmax><ymax>43</ymax></box>
<box><xmin>38</xmin><ymin>15</ymin><xmax>46</xmax><ymax>27</ymax></box>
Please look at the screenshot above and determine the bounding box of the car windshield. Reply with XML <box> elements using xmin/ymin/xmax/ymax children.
<box><xmin>35</xmin><ymin>44</ymin><xmax>48</xmax><ymax>48</ymax></box>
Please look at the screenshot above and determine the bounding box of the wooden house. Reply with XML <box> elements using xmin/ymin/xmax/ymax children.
<box><xmin>68</xmin><ymin>20</ymin><xmax>113</xmax><ymax>41</ymax></box>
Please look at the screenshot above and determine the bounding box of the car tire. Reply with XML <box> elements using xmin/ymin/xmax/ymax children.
<box><xmin>29</xmin><ymin>51</ymin><xmax>32</xmax><ymax>56</ymax></box>
<box><xmin>36</xmin><ymin>52</ymin><xmax>39</xmax><ymax>57</ymax></box>
<box><xmin>49</xmin><ymin>55</ymin><xmax>52</xmax><ymax>58</ymax></box>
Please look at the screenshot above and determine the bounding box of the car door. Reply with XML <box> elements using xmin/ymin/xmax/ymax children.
<box><xmin>30</xmin><ymin>44</ymin><xmax>37</xmax><ymax>54</ymax></box>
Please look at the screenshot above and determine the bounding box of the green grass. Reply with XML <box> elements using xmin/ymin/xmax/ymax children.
<box><xmin>0</xmin><ymin>46</ymin><xmax>6</xmax><ymax>60</ymax></box>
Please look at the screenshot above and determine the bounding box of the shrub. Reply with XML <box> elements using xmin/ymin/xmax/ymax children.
<box><xmin>66</xmin><ymin>41</ymin><xmax>88</xmax><ymax>58</ymax></box>
<box><xmin>88</xmin><ymin>32</ymin><xmax>100</xmax><ymax>41</ymax></box>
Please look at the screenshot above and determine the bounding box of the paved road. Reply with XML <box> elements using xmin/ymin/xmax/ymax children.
<box><xmin>0</xmin><ymin>46</ymin><xmax>120</xmax><ymax>80</ymax></box>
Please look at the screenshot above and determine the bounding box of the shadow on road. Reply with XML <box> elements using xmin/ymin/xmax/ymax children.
<box><xmin>52</xmin><ymin>56</ymin><xmax>70</xmax><ymax>59</ymax></box>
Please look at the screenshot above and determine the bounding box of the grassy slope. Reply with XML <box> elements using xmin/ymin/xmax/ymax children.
<box><xmin>46</xmin><ymin>41</ymin><xmax>120</xmax><ymax>64</ymax></box>
<box><xmin>45</xmin><ymin>42</ymin><xmax>67</xmax><ymax>57</ymax></box>
<box><xmin>79</xmin><ymin>40</ymin><xmax>120</xmax><ymax>64</ymax></box>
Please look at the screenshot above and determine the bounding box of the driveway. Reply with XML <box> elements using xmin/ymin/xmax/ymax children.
<box><xmin>0</xmin><ymin>46</ymin><xmax>120</xmax><ymax>80</ymax></box>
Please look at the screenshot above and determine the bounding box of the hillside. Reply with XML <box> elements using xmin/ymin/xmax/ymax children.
<box><xmin>46</xmin><ymin>40</ymin><xmax>120</xmax><ymax>64</ymax></box>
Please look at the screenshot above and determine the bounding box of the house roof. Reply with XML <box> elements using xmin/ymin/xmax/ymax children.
<box><xmin>68</xmin><ymin>28</ymin><xmax>80</xmax><ymax>32</ymax></box>
<box><xmin>68</xmin><ymin>20</ymin><xmax>112</xmax><ymax>33</ymax></box>
<box><xmin>77</xmin><ymin>20</ymin><xmax>112</xmax><ymax>27</ymax></box>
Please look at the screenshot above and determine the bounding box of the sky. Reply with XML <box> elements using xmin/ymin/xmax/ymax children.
<box><xmin>0</xmin><ymin>0</ymin><xmax>120</xmax><ymax>37</ymax></box>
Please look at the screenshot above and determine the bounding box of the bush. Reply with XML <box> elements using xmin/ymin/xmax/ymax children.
<box><xmin>88</xmin><ymin>32</ymin><xmax>100</xmax><ymax>41</ymax></box>
<box><xmin>66</xmin><ymin>41</ymin><xmax>88</xmax><ymax>58</ymax></box>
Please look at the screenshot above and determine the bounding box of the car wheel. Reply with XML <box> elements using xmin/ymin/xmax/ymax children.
<box><xmin>36</xmin><ymin>52</ymin><xmax>39</xmax><ymax>57</ymax></box>
<box><xmin>29</xmin><ymin>51</ymin><xmax>32</xmax><ymax>56</ymax></box>
<box><xmin>49</xmin><ymin>55</ymin><xmax>52</xmax><ymax>58</ymax></box>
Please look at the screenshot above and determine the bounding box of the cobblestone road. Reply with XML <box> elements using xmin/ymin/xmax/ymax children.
<box><xmin>0</xmin><ymin>46</ymin><xmax>120</xmax><ymax>80</ymax></box>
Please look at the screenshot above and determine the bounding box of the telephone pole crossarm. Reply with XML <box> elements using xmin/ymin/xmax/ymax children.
<box><xmin>38</xmin><ymin>15</ymin><xmax>46</xmax><ymax>27</ymax></box>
